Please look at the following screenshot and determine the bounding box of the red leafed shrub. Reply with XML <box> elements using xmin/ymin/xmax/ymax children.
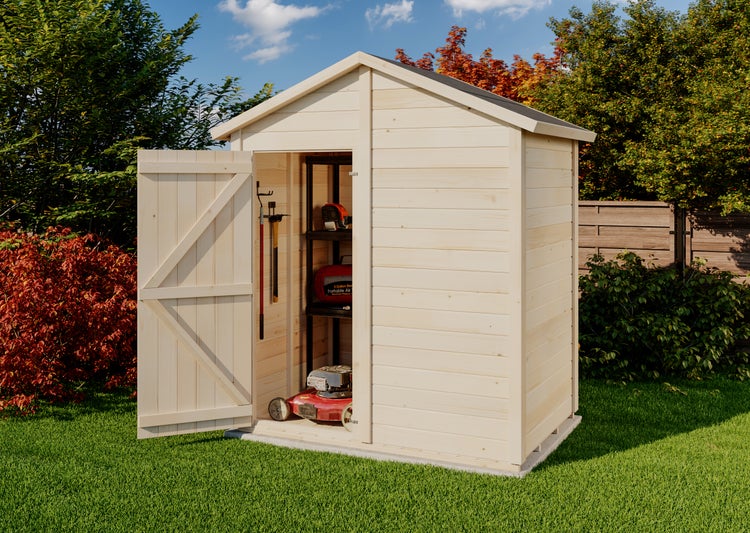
<box><xmin>0</xmin><ymin>226</ymin><xmax>136</xmax><ymax>414</ymax></box>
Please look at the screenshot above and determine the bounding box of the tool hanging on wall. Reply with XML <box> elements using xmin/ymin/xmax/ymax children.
<box><xmin>267</xmin><ymin>202</ymin><xmax>288</xmax><ymax>304</ymax></box>
<box><xmin>257</xmin><ymin>182</ymin><xmax>273</xmax><ymax>340</ymax></box>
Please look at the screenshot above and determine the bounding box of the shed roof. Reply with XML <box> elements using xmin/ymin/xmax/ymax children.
<box><xmin>211</xmin><ymin>51</ymin><xmax>596</xmax><ymax>143</ymax></box>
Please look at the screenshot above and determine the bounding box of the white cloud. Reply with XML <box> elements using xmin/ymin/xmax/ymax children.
<box><xmin>445</xmin><ymin>0</ymin><xmax>550</xmax><ymax>19</ymax></box>
<box><xmin>365</xmin><ymin>1</ymin><xmax>414</xmax><ymax>30</ymax></box>
<box><xmin>219</xmin><ymin>0</ymin><xmax>326</xmax><ymax>63</ymax></box>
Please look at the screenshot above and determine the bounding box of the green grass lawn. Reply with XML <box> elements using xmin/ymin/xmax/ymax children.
<box><xmin>2</xmin><ymin>379</ymin><xmax>750</xmax><ymax>532</ymax></box>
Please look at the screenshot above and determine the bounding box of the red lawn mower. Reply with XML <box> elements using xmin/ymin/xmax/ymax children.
<box><xmin>267</xmin><ymin>365</ymin><xmax>353</xmax><ymax>431</ymax></box>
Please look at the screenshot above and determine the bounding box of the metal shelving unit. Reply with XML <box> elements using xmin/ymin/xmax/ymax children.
<box><xmin>304</xmin><ymin>155</ymin><xmax>352</xmax><ymax>375</ymax></box>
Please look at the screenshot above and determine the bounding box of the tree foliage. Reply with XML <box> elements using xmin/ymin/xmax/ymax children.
<box><xmin>530</xmin><ymin>1</ymin><xmax>681</xmax><ymax>201</ymax></box>
<box><xmin>533</xmin><ymin>0</ymin><xmax>750</xmax><ymax>212</ymax></box>
<box><xmin>400</xmin><ymin>3</ymin><xmax>750</xmax><ymax>213</ymax></box>
<box><xmin>0</xmin><ymin>0</ymin><xmax>272</xmax><ymax>245</ymax></box>
<box><xmin>623</xmin><ymin>0</ymin><xmax>750</xmax><ymax>213</ymax></box>
<box><xmin>0</xmin><ymin>227</ymin><xmax>137</xmax><ymax>414</ymax></box>
<box><xmin>396</xmin><ymin>25</ymin><xmax>562</xmax><ymax>104</ymax></box>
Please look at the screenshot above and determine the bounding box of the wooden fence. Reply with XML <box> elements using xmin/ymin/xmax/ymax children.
<box><xmin>578</xmin><ymin>201</ymin><xmax>750</xmax><ymax>276</ymax></box>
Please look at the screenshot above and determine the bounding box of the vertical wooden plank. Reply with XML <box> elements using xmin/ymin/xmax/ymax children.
<box><xmin>215</xmin><ymin>164</ymin><xmax>235</xmax><ymax>408</ymax></box>
<box><xmin>508</xmin><ymin>128</ymin><xmax>525</xmax><ymax>465</ymax></box>
<box><xmin>156</xmin><ymin>150</ymin><xmax>179</xmax><ymax>435</ymax></box>
<box><xmin>290</xmin><ymin>155</ymin><xmax>306</xmax><ymax>392</ymax></box>
<box><xmin>195</xmin><ymin>150</ymin><xmax>218</xmax><ymax>431</ymax></box>
<box><xmin>137</xmin><ymin>152</ymin><xmax>159</xmax><ymax>286</ymax></box>
<box><xmin>232</xmin><ymin>150</ymin><xmax>254</xmax><ymax>413</ymax></box>
<box><xmin>176</xmin><ymin>151</ymin><xmax>198</xmax><ymax>433</ymax></box>
<box><xmin>137</xmin><ymin>151</ymin><xmax>160</xmax><ymax>437</ymax></box>
<box><xmin>231</xmin><ymin>151</ymin><xmax>254</xmax><ymax>289</ymax></box>
<box><xmin>285</xmin><ymin>152</ymin><xmax>296</xmax><ymax>396</ymax></box>
<box><xmin>571</xmin><ymin>141</ymin><xmax>579</xmax><ymax>414</ymax></box>
<box><xmin>231</xmin><ymin>131</ymin><xmax>242</xmax><ymax>151</ymax></box>
<box><xmin>353</xmin><ymin>65</ymin><xmax>373</xmax><ymax>443</ymax></box>
<box><xmin>668</xmin><ymin>204</ymin><xmax>677</xmax><ymax>266</ymax></box>
<box><xmin>248</xmin><ymin>164</ymin><xmax>265</xmax><ymax>414</ymax></box>
<box><xmin>136</xmin><ymin>305</ymin><xmax>159</xmax><ymax>438</ymax></box>
<box><xmin>673</xmin><ymin>205</ymin><xmax>688</xmax><ymax>269</ymax></box>
<box><xmin>251</xmin><ymin>168</ymin><xmax>260</xmax><ymax>416</ymax></box>
<box><xmin>684</xmin><ymin>210</ymin><xmax>693</xmax><ymax>266</ymax></box>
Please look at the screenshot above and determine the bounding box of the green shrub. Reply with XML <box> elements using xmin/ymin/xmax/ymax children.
<box><xmin>579</xmin><ymin>252</ymin><xmax>750</xmax><ymax>381</ymax></box>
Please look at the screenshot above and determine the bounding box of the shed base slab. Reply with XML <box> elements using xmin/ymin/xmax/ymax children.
<box><xmin>225</xmin><ymin>414</ymin><xmax>581</xmax><ymax>477</ymax></box>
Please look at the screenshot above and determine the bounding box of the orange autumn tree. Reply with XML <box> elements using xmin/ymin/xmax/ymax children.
<box><xmin>396</xmin><ymin>25</ymin><xmax>562</xmax><ymax>105</ymax></box>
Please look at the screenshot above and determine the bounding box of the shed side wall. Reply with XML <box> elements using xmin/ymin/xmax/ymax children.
<box><xmin>370</xmin><ymin>72</ymin><xmax>514</xmax><ymax>462</ymax></box>
<box><xmin>523</xmin><ymin>134</ymin><xmax>576</xmax><ymax>456</ymax></box>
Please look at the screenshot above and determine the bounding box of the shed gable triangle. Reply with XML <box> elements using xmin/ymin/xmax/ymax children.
<box><xmin>211</xmin><ymin>51</ymin><xmax>595</xmax><ymax>143</ymax></box>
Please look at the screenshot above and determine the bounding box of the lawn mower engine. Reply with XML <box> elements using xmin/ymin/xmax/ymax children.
<box><xmin>267</xmin><ymin>365</ymin><xmax>353</xmax><ymax>430</ymax></box>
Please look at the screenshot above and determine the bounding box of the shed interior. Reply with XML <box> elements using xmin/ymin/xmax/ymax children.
<box><xmin>251</xmin><ymin>151</ymin><xmax>357</xmax><ymax>441</ymax></box>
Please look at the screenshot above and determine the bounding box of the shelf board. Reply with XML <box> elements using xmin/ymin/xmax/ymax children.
<box><xmin>306</xmin><ymin>230</ymin><xmax>352</xmax><ymax>241</ymax></box>
<box><xmin>306</xmin><ymin>302</ymin><xmax>352</xmax><ymax>318</ymax></box>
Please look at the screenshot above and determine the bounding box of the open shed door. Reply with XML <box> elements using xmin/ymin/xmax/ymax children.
<box><xmin>137</xmin><ymin>150</ymin><xmax>254</xmax><ymax>438</ymax></box>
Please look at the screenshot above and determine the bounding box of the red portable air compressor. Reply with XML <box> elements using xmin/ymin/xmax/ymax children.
<box><xmin>313</xmin><ymin>263</ymin><xmax>352</xmax><ymax>304</ymax></box>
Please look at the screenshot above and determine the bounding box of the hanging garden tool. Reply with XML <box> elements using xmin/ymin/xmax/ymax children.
<box><xmin>267</xmin><ymin>201</ymin><xmax>288</xmax><ymax>304</ymax></box>
<box><xmin>257</xmin><ymin>182</ymin><xmax>273</xmax><ymax>340</ymax></box>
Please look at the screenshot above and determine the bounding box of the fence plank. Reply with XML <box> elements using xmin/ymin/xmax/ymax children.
<box><xmin>578</xmin><ymin>201</ymin><xmax>674</xmax><ymax>270</ymax></box>
<box><xmin>578</xmin><ymin>201</ymin><xmax>750</xmax><ymax>276</ymax></box>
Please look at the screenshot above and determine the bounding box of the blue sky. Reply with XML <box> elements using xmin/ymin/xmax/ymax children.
<box><xmin>154</xmin><ymin>0</ymin><xmax>690</xmax><ymax>96</ymax></box>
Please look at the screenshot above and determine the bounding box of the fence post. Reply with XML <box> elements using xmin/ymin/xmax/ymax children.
<box><xmin>672</xmin><ymin>205</ymin><xmax>687</xmax><ymax>272</ymax></box>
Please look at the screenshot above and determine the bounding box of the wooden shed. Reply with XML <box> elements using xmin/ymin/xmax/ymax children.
<box><xmin>137</xmin><ymin>52</ymin><xmax>596</xmax><ymax>476</ymax></box>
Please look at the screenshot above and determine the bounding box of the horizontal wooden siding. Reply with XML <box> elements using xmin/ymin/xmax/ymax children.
<box><xmin>239</xmin><ymin>73</ymin><xmax>359</xmax><ymax>152</ymax></box>
<box><xmin>369</xmin><ymin>72</ymin><xmax>513</xmax><ymax>461</ymax></box>
<box><xmin>523</xmin><ymin>135</ymin><xmax>576</xmax><ymax>457</ymax></box>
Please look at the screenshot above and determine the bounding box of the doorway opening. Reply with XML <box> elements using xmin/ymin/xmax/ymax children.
<box><xmin>252</xmin><ymin>151</ymin><xmax>354</xmax><ymax>439</ymax></box>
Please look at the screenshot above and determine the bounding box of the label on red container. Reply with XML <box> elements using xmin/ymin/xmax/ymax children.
<box><xmin>314</xmin><ymin>265</ymin><xmax>352</xmax><ymax>303</ymax></box>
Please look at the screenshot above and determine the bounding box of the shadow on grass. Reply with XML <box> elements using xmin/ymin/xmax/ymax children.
<box><xmin>173</xmin><ymin>435</ymin><xmax>228</xmax><ymax>446</ymax></box>
<box><xmin>540</xmin><ymin>377</ymin><xmax>750</xmax><ymax>469</ymax></box>
<box><xmin>28</xmin><ymin>389</ymin><xmax>136</xmax><ymax>422</ymax></box>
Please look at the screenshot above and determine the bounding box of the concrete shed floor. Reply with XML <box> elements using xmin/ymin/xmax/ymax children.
<box><xmin>225</xmin><ymin>415</ymin><xmax>581</xmax><ymax>478</ymax></box>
